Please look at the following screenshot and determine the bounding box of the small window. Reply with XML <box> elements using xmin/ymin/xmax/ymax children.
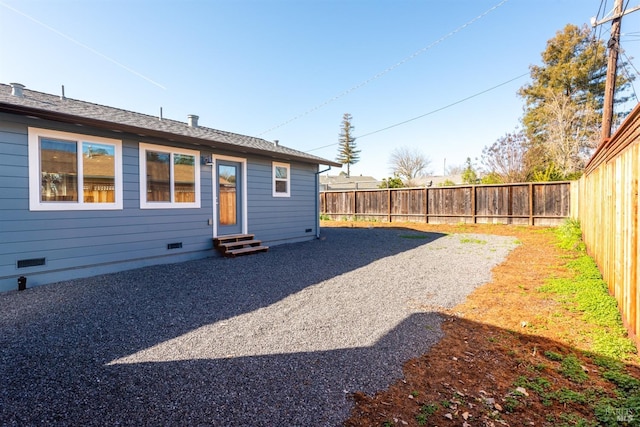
<box><xmin>28</xmin><ymin>128</ymin><xmax>122</xmax><ymax>211</ymax></box>
<box><xmin>139</xmin><ymin>143</ymin><xmax>200</xmax><ymax>209</ymax></box>
<box><xmin>273</xmin><ymin>162</ymin><xmax>290</xmax><ymax>197</ymax></box>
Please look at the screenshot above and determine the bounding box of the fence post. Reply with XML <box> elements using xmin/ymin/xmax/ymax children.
<box><xmin>424</xmin><ymin>187</ymin><xmax>428</xmax><ymax>224</ymax></box>
<box><xmin>387</xmin><ymin>188</ymin><xmax>391</xmax><ymax>222</ymax></box>
<box><xmin>323</xmin><ymin>192</ymin><xmax>327</xmax><ymax>216</ymax></box>
<box><xmin>529</xmin><ymin>183</ymin><xmax>534</xmax><ymax>226</ymax></box>
<box><xmin>353</xmin><ymin>190</ymin><xmax>357</xmax><ymax>220</ymax></box>
<box><xmin>508</xmin><ymin>185</ymin><xmax>513</xmax><ymax>225</ymax></box>
<box><xmin>471</xmin><ymin>185</ymin><xmax>476</xmax><ymax>224</ymax></box>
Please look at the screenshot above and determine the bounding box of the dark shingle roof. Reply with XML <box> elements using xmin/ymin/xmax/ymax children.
<box><xmin>0</xmin><ymin>83</ymin><xmax>340</xmax><ymax>167</ymax></box>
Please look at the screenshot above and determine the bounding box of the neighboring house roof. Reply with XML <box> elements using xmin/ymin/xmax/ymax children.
<box><xmin>415</xmin><ymin>175</ymin><xmax>464</xmax><ymax>186</ymax></box>
<box><xmin>319</xmin><ymin>174</ymin><xmax>379</xmax><ymax>184</ymax></box>
<box><xmin>319</xmin><ymin>174</ymin><xmax>380</xmax><ymax>190</ymax></box>
<box><xmin>0</xmin><ymin>83</ymin><xmax>341</xmax><ymax>167</ymax></box>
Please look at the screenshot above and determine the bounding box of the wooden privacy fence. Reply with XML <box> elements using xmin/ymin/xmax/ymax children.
<box><xmin>320</xmin><ymin>181</ymin><xmax>572</xmax><ymax>226</ymax></box>
<box><xmin>573</xmin><ymin>103</ymin><xmax>640</xmax><ymax>342</ymax></box>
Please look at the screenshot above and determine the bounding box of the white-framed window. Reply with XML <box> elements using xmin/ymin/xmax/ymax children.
<box><xmin>28</xmin><ymin>127</ymin><xmax>123</xmax><ymax>211</ymax></box>
<box><xmin>272</xmin><ymin>161</ymin><xmax>290</xmax><ymax>197</ymax></box>
<box><xmin>139</xmin><ymin>143</ymin><xmax>200</xmax><ymax>209</ymax></box>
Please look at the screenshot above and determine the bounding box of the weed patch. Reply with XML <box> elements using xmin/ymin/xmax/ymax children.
<box><xmin>539</xmin><ymin>228</ymin><xmax>636</xmax><ymax>360</ymax></box>
<box><xmin>459</xmin><ymin>236</ymin><xmax>487</xmax><ymax>244</ymax></box>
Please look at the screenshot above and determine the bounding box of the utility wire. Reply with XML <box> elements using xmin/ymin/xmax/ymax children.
<box><xmin>0</xmin><ymin>1</ymin><xmax>166</xmax><ymax>90</ymax></box>
<box><xmin>258</xmin><ymin>0</ymin><xmax>510</xmax><ymax>136</ymax></box>
<box><xmin>621</xmin><ymin>52</ymin><xmax>639</xmax><ymax>102</ymax></box>
<box><xmin>305</xmin><ymin>72</ymin><xmax>529</xmax><ymax>153</ymax></box>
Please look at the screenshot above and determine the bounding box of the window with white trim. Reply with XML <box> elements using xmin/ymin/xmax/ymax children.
<box><xmin>272</xmin><ymin>162</ymin><xmax>290</xmax><ymax>197</ymax></box>
<box><xmin>28</xmin><ymin>127</ymin><xmax>123</xmax><ymax>211</ymax></box>
<box><xmin>139</xmin><ymin>143</ymin><xmax>200</xmax><ymax>209</ymax></box>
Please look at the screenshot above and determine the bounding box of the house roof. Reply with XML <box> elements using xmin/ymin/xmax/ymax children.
<box><xmin>0</xmin><ymin>83</ymin><xmax>341</xmax><ymax>167</ymax></box>
<box><xmin>319</xmin><ymin>174</ymin><xmax>378</xmax><ymax>184</ymax></box>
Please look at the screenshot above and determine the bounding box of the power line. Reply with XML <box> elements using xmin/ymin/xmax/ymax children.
<box><xmin>257</xmin><ymin>0</ymin><xmax>511</xmax><ymax>136</ymax></box>
<box><xmin>621</xmin><ymin>52</ymin><xmax>639</xmax><ymax>102</ymax></box>
<box><xmin>305</xmin><ymin>72</ymin><xmax>529</xmax><ymax>153</ymax></box>
<box><xmin>0</xmin><ymin>1</ymin><xmax>166</xmax><ymax>90</ymax></box>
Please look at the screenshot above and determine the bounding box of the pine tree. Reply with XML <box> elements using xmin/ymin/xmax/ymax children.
<box><xmin>519</xmin><ymin>24</ymin><xmax>632</xmax><ymax>176</ymax></box>
<box><xmin>336</xmin><ymin>113</ymin><xmax>360</xmax><ymax>177</ymax></box>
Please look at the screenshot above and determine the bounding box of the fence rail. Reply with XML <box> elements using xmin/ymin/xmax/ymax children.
<box><xmin>320</xmin><ymin>182</ymin><xmax>572</xmax><ymax>226</ymax></box>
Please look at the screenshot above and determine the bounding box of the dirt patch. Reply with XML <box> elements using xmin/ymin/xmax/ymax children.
<box><xmin>324</xmin><ymin>221</ymin><xmax>640</xmax><ymax>427</ymax></box>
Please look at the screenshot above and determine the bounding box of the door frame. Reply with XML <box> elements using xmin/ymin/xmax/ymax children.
<box><xmin>212</xmin><ymin>154</ymin><xmax>248</xmax><ymax>237</ymax></box>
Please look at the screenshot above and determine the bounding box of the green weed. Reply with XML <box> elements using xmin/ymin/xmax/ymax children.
<box><xmin>539</xmin><ymin>246</ymin><xmax>637</xmax><ymax>360</ymax></box>
<box><xmin>459</xmin><ymin>236</ymin><xmax>487</xmax><ymax>244</ymax></box>
<box><xmin>555</xmin><ymin>218</ymin><xmax>586</xmax><ymax>252</ymax></box>
<box><xmin>420</xmin><ymin>404</ymin><xmax>438</xmax><ymax>416</ymax></box>
<box><xmin>415</xmin><ymin>403</ymin><xmax>438</xmax><ymax>425</ymax></box>
<box><xmin>551</xmin><ymin>388</ymin><xmax>587</xmax><ymax>404</ymax></box>
<box><xmin>559</xmin><ymin>354</ymin><xmax>588</xmax><ymax>383</ymax></box>
<box><xmin>503</xmin><ymin>396</ymin><xmax>520</xmax><ymax>413</ymax></box>
<box><xmin>399</xmin><ymin>234</ymin><xmax>430</xmax><ymax>239</ymax></box>
<box><xmin>514</xmin><ymin>375</ymin><xmax>551</xmax><ymax>394</ymax></box>
<box><xmin>602</xmin><ymin>370</ymin><xmax>640</xmax><ymax>391</ymax></box>
<box><xmin>544</xmin><ymin>350</ymin><xmax>564</xmax><ymax>362</ymax></box>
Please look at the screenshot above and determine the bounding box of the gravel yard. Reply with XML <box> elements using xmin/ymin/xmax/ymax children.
<box><xmin>0</xmin><ymin>227</ymin><xmax>517</xmax><ymax>426</ymax></box>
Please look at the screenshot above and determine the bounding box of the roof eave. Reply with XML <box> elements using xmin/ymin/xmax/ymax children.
<box><xmin>0</xmin><ymin>102</ymin><xmax>342</xmax><ymax>167</ymax></box>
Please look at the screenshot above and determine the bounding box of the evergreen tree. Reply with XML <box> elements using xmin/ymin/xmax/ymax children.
<box><xmin>461</xmin><ymin>157</ymin><xmax>478</xmax><ymax>184</ymax></box>
<box><xmin>336</xmin><ymin>113</ymin><xmax>360</xmax><ymax>176</ymax></box>
<box><xmin>519</xmin><ymin>24</ymin><xmax>632</xmax><ymax>176</ymax></box>
<box><xmin>379</xmin><ymin>176</ymin><xmax>404</xmax><ymax>189</ymax></box>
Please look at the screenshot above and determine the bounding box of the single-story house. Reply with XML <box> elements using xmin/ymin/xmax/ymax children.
<box><xmin>0</xmin><ymin>83</ymin><xmax>340</xmax><ymax>292</ymax></box>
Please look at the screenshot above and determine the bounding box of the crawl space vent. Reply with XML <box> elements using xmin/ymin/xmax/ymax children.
<box><xmin>17</xmin><ymin>258</ymin><xmax>46</xmax><ymax>268</ymax></box>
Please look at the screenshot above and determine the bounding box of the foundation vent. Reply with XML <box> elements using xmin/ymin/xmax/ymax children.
<box><xmin>17</xmin><ymin>257</ymin><xmax>46</xmax><ymax>268</ymax></box>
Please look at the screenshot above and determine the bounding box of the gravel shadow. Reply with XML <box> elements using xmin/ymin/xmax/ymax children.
<box><xmin>0</xmin><ymin>227</ymin><xmax>517</xmax><ymax>426</ymax></box>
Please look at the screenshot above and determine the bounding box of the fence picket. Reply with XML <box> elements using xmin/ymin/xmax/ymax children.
<box><xmin>320</xmin><ymin>182</ymin><xmax>571</xmax><ymax>226</ymax></box>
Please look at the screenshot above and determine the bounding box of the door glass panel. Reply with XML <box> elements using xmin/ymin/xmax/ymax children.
<box><xmin>218</xmin><ymin>164</ymin><xmax>237</xmax><ymax>226</ymax></box>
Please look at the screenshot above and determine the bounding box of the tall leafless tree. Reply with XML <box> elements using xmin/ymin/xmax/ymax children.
<box><xmin>388</xmin><ymin>146</ymin><xmax>431</xmax><ymax>187</ymax></box>
<box><xmin>482</xmin><ymin>130</ymin><xmax>530</xmax><ymax>183</ymax></box>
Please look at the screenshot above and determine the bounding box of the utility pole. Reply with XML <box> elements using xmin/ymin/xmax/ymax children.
<box><xmin>593</xmin><ymin>1</ymin><xmax>640</xmax><ymax>139</ymax></box>
<box><xmin>600</xmin><ymin>0</ymin><xmax>623</xmax><ymax>140</ymax></box>
<box><xmin>591</xmin><ymin>0</ymin><xmax>640</xmax><ymax>140</ymax></box>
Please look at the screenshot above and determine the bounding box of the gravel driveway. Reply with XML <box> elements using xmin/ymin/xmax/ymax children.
<box><xmin>0</xmin><ymin>227</ymin><xmax>517</xmax><ymax>426</ymax></box>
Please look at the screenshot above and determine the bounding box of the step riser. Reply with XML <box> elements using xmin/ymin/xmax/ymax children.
<box><xmin>213</xmin><ymin>234</ymin><xmax>268</xmax><ymax>257</ymax></box>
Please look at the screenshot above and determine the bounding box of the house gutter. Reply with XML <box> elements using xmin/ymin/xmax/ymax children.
<box><xmin>315</xmin><ymin>165</ymin><xmax>332</xmax><ymax>239</ymax></box>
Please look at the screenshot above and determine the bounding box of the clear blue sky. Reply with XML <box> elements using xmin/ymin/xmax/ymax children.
<box><xmin>1</xmin><ymin>0</ymin><xmax>639</xmax><ymax>179</ymax></box>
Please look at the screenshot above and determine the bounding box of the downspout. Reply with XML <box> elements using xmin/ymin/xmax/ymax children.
<box><xmin>315</xmin><ymin>165</ymin><xmax>332</xmax><ymax>239</ymax></box>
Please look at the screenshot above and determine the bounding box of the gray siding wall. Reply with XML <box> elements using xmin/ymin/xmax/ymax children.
<box><xmin>244</xmin><ymin>156</ymin><xmax>319</xmax><ymax>245</ymax></box>
<box><xmin>0</xmin><ymin>113</ymin><xmax>319</xmax><ymax>291</ymax></box>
